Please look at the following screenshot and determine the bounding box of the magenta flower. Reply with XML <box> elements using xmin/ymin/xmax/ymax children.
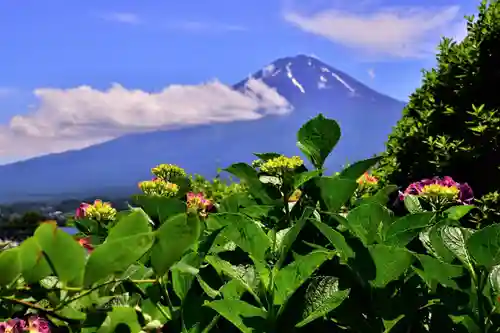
<box><xmin>27</xmin><ymin>316</ymin><xmax>50</xmax><ymax>333</ymax></box>
<box><xmin>399</xmin><ymin>176</ymin><xmax>474</xmax><ymax>205</ymax></box>
<box><xmin>75</xmin><ymin>202</ymin><xmax>90</xmax><ymax>219</ymax></box>
<box><xmin>0</xmin><ymin>318</ymin><xmax>26</xmax><ymax>333</ymax></box>
<box><xmin>186</xmin><ymin>192</ymin><xmax>213</xmax><ymax>216</ymax></box>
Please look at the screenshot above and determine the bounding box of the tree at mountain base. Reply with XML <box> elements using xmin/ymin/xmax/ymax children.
<box><xmin>375</xmin><ymin>0</ymin><xmax>500</xmax><ymax>224</ymax></box>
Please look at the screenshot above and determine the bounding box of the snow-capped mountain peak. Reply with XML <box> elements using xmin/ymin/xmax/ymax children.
<box><xmin>235</xmin><ymin>55</ymin><xmax>361</xmax><ymax>100</ymax></box>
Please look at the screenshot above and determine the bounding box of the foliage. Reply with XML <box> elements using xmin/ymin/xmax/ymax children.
<box><xmin>375</xmin><ymin>0</ymin><xmax>500</xmax><ymax>224</ymax></box>
<box><xmin>0</xmin><ymin>114</ymin><xmax>499</xmax><ymax>333</ymax></box>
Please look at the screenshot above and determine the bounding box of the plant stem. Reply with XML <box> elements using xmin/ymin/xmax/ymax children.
<box><xmin>0</xmin><ymin>296</ymin><xmax>77</xmax><ymax>323</ymax></box>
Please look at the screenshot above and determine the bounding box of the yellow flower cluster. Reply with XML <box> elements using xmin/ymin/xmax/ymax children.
<box><xmin>84</xmin><ymin>200</ymin><xmax>117</xmax><ymax>222</ymax></box>
<box><xmin>151</xmin><ymin>164</ymin><xmax>187</xmax><ymax>182</ymax></box>
<box><xmin>421</xmin><ymin>184</ymin><xmax>460</xmax><ymax>200</ymax></box>
<box><xmin>260</xmin><ymin>155</ymin><xmax>304</xmax><ymax>175</ymax></box>
<box><xmin>138</xmin><ymin>178</ymin><xmax>179</xmax><ymax>197</ymax></box>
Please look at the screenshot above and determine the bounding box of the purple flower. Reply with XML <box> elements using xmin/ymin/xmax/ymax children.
<box><xmin>399</xmin><ymin>176</ymin><xmax>474</xmax><ymax>205</ymax></box>
<box><xmin>27</xmin><ymin>316</ymin><xmax>51</xmax><ymax>333</ymax></box>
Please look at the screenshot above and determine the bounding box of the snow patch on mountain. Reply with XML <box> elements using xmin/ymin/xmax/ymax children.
<box><xmin>285</xmin><ymin>62</ymin><xmax>305</xmax><ymax>93</ymax></box>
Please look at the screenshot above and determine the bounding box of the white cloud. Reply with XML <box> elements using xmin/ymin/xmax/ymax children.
<box><xmin>100</xmin><ymin>12</ymin><xmax>141</xmax><ymax>24</ymax></box>
<box><xmin>0</xmin><ymin>79</ymin><xmax>290</xmax><ymax>161</ymax></box>
<box><xmin>284</xmin><ymin>6</ymin><xmax>466</xmax><ymax>58</ymax></box>
<box><xmin>367</xmin><ymin>68</ymin><xmax>375</xmax><ymax>79</ymax></box>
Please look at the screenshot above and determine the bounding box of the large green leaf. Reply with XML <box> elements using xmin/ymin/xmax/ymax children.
<box><xmin>293</xmin><ymin>170</ymin><xmax>321</xmax><ymax>189</ymax></box>
<box><xmin>0</xmin><ymin>248</ymin><xmax>21</xmax><ymax>286</ymax></box>
<box><xmin>311</xmin><ymin>220</ymin><xmax>354</xmax><ymax>261</ymax></box>
<box><xmin>337</xmin><ymin>157</ymin><xmax>381</xmax><ymax>181</ymax></box>
<box><xmin>18</xmin><ymin>237</ymin><xmax>52</xmax><ymax>283</ymax></box>
<box><xmin>151</xmin><ymin>212</ymin><xmax>201</xmax><ymax>276</ymax></box>
<box><xmin>106</xmin><ymin>208</ymin><xmax>152</xmax><ymax>241</ymax></box>
<box><xmin>467</xmin><ymin>224</ymin><xmax>500</xmax><ymax>268</ymax></box>
<box><xmin>277</xmin><ymin>207</ymin><xmax>314</xmax><ymax>268</ymax></box>
<box><xmin>384</xmin><ymin>212</ymin><xmax>435</xmax><ymax>247</ymax></box>
<box><xmin>205</xmin><ymin>299</ymin><xmax>267</xmax><ymax>333</ymax></box>
<box><xmin>317</xmin><ymin>177</ymin><xmax>358</xmax><ymax>213</ymax></box>
<box><xmin>295</xmin><ymin>276</ymin><xmax>350</xmax><ymax>327</ymax></box>
<box><xmin>403</xmin><ymin>195</ymin><xmax>424</xmax><ymax>214</ymax></box>
<box><xmin>274</xmin><ymin>250</ymin><xmax>333</xmax><ymax>305</ymax></box>
<box><xmin>172</xmin><ymin>252</ymin><xmax>202</xmax><ymax>301</ymax></box>
<box><xmin>441</xmin><ymin>226</ymin><xmax>475</xmax><ymax>268</ymax></box>
<box><xmin>211</xmin><ymin>213</ymin><xmax>271</xmax><ymax>261</ymax></box>
<box><xmin>84</xmin><ymin>232</ymin><xmax>154</xmax><ymax>286</ymax></box>
<box><xmin>224</xmin><ymin>163</ymin><xmax>272</xmax><ymax>204</ymax></box>
<box><xmin>414</xmin><ymin>254</ymin><xmax>464</xmax><ymax>289</ymax></box>
<box><xmin>368</xmin><ymin>244</ymin><xmax>412</xmax><ymax>288</ymax></box>
<box><xmin>358</xmin><ymin>185</ymin><xmax>398</xmax><ymax>206</ymax></box>
<box><xmin>445</xmin><ymin>205</ymin><xmax>476</xmax><ymax>220</ymax></box>
<box><xmin>297</xmin><ymin>114</ymin><xmax>341</xmax><ymax>169</ymax></box>
<box><xmin>97</xmin><ymin>306</ymin><xmax>142</xmax><ymax>333</ymax></box>
<box><xmin>132</xmin><ymin>195</ymin><xmax>186</xmax><ymax>223</ymax></box>
<box><xmin>34</xmin><ymin>222</ymin><xmax>86</xmax><ymax>287</ymax></box>
<box><xmin>489</xmin><ymin>265</ymin><xmax>500</xmax><ymax>295</ymax></box>
<box><xmin>346</xmin><ymin>203</ymin><xmax>393</xmax><ymax>246</ymax></box>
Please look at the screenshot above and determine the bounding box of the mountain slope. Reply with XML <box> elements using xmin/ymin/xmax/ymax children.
<box><xmin>0</xmin><ymin>55</ymin><xmax>406</xmax><ymax>202</ymax></box>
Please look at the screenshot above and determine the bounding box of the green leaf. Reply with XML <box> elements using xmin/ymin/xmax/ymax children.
<box><xmin>404</xmin><ymin>195</ymin><xmax>424</xmax><ymax>213</ymax></box>
<box><xmin>293</xmin><ymin>170</ymin><xmax>321</xmax><ymax>189</ymax></box>
<box><xmin>84</xmin><ymin>232</ymin><xmax>154</xmax><ymax>286</ymax></box>
<box><xmin>277</xmin><ymin>207</ymin><xmax>314</xmax><ymax>268</ymax></box>
<box><xmin>295</xmin><ymin>276</ymin><xmax>350</xmax><ymax>327</ymax></box>
<box><xmin>172</xmin><ymin>252</ymin><xmax>202</xmax><ymax>301</ymax></box>
<box><xmin>297</xmin><ymin>114</ymin><xmax>341</xmax><ymax>169</ymax></box>
<box><xmin>274</xmin><ymin>250</ymin><xmax>333</xmax><ymax>305</ymax></box>
<box><xmin>34</xmin><ymin>222</ymin><xmax>86</xmax><ymax>287</ymax></box>
<box><xmin>0</xmin><ymin>248</ymin><xmax>21</xmax><ymax>286</ymax></box>
<box><xmin>467</xmin><ymin>224</ymin><xmax>500</xmax><ymax>268</ymax></box>
<box><xmin>253</xmin><ymin>152</ymin><xmax>282</xmax><ymax>161</ymax></box>
<box><xmin>206</xmin><ymin>256</ymin><xmax>260</xmax><ymax>298</ymax></box>
<box><xmin>311</xmin><ymin>220</ymin><xmax>354</xmax><ymax>261</ymax></box>
<box><xmin>205</xmin><ymin>299</ymin><xmax>267</xmax><ymax>333</ymax></box>
<box><xmin>151</xmin><ymin>212</ymin><xmax>201</xmax><ymax>276</ymax></box>
<box><xmin>211</xmin><ymin>213</ymin><xmax>271</xmax><ymax>261</ymax></box>
<box><xmin>445</xmin><ymin>205</ymin><xmax>476</xmax><ymax>220</ymax></box>
<box><xmin>97</xmin><ymin>306</ymin><xmax>142</xmax><ymax>333</ymax></box>
<box><xmin>441</xmin><ymin>226</ymin><xmax>475</xmax><ymax>268</ymax></box>
<box><xmin>317</xmin><ymin>177</ymin><xmax>358</xmax><ymax>212</ymax></box>
<box><xmin>489</xmin><ymin>265</ymin><xmax>500</xmax><ymax>295</ymax></box>
<box><xmin>359</xmin><ymin>185</ymin><xmax>398</xmax><ymax>206</ymax></box>
<box><xmin>337</xmin><ymin>157</ymin><xmax>381</xmax><ymax>181</ymax></box>
<box><xmin>346</xmin><ymin>203</ymin><xmax>393</xmax><ymax>246</ymax></box>
<box><xmin>18</xmin><ymin>237</ymin><xmax>52</xmax><ymax>283</ymax></box>
<box><xmin>368</xmin><ymin>244</ymin><xmax>412</xmax><ymax>288</ymax></box>
<box><xmin>384</xmin><ymin>212</ymin><xmax>435</xmax><ymax>247</ymax></box>
<box><xmin>224</xmin><ymin>163</ymin><xmax>273</xmax><ymax>204</ymax></box>
<box><xmin>414</xmin><ymin>254</ymin><xmax>463</xmax><ymax>289</ymax></box>
<box><xmin>220</xmin><ymin>279</ymin><xmax>246</xmax><ymax>300</ymax></box>
<box><xmin>132</xmin><ymin>195</ymin><xmax>186</xmax><ymax>223</ymax></box>
<box><xmin>106</xmin><ymin>208</ymin><xmax>152</xmax><ymax>241</ymax></box>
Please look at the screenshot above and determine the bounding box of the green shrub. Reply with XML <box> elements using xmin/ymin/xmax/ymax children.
<box><xmin>0</xmin><ymin>114</ymin><xmax>499</xmax><ymax>332</ymax></box>
<box><xmin>375</xmin><ymin>0</ymin><xmax>500</xmax><ymax>223</ymax></box>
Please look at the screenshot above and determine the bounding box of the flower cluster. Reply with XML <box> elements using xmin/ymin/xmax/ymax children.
<box><xmin>75</xmin><ymin>200</ymin><xmax>117</xmax><ymax>222</ymax></box>
<box><xmin>357</xmin><ymin>172</ymin><xmax>378</xmax><ymax>186</ymax></box>
<box><xmin>138</xmin><ymin>178</ymin><xmax>179</xmax><ymax>197</ymax></box>
<box><xmin>186</xmin><ymin>192</ymin><xmax>213</xmax><ymax>217</ymax></box>
<box><xmin>0</xmin><ymin>316</ymin><xmax>50</xmax><ymax>332</ymax></box>
<box><xmin>399</xmin><ymin>176</ymin><xmax>474</xmax><ymax>205</ymax></box>
<box><xmin>259</xmin><ymin>155</ymin><xmax>304</xmax><ymax>176</ymax></box>
<box><xmin>151</xmin><ymin>164</ymin><xmax>186</xmax><ymax>182</ymax></box>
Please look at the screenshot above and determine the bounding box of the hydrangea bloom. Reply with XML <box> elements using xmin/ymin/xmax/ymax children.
<box><xmin>74</xmin><ymin>200</ymin><xmax>117</xmax><ymax>222</ymax></box>
<box><xmin>186</xmin><ymin>192</ymin><xmax>213</xmax><ymax>217</ymax></box>
<box><xmin>151</xmin><ymin>164</ymin><xmax>186</xmax><ymax>182</ymax></box>
<box><xmin>138</xmin><ymin>178</ymin><xmax>179</xmax><ymax>197</ymax></box>
<box><xmin>259</xmin><ymin>155</ymin><xmax>304</xmax><ymax>176</ymax></box>
<box><xmin>399</xmin><ymin>176</ymin><xmax>474</xmax><ymax>205</ymax></box>
<box><xmin>0</xmin><ymin>316</ymin><xmax>50</xmax><ymax>333</ymax></box>
<box><xmin>357</xmin><ymin>172</ymin><xmax>378</xmax><ymax>186</ymax></box>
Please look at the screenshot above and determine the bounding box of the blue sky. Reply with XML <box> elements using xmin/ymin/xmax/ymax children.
<box><xmin>0</xmin><ymin>0</ymin><xmax>475</xmax><ymax>163</ymax></box>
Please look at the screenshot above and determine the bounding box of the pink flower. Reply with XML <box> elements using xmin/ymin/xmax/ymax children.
<box><xmin>0</xmin><ymin>318</ymin><xmax>27</xmax><ymax>333</ymax></box>
<box><xmin>27</xmin><ymin>316</ymin><xmax>50</xmax><ymax>333</ymax></box>
<box><xmin>75</xmin><ymin>202</ymin><xmax>90</xmax><ymax>219</ymax></box>
<box><xmin>186</xmin><ymin>192</ymin><xmax>213</xmax><ymax>215</ymax></box>
<box><xmin>399</xmin><ymin>176</ymin><xmax>474</xmax><ymax>204</ymax></box>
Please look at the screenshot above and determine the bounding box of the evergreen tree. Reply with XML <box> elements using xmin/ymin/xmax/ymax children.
<box><xmin>376</xmin><ymin>0</ymin><xmax>500</xmax><ymax>222</ymax></box>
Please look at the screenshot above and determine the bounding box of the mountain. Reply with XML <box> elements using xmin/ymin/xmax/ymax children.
<box><xmin>0</xmin><ymin>55</ymin><xmax>406</xmax><ymax>203</ymax></box>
